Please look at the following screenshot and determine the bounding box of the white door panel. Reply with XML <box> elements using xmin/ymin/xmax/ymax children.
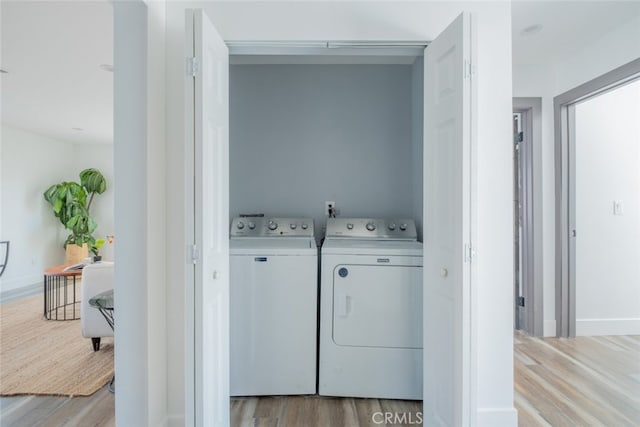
<box><xmin>423</xmin><ymin>12</ymin><xmax>472</xmax><ymax>427</ymax></box>
<box><xmin>187</xmin><ymin>9</ymin><xmax>230</xmax><ymax>427</ymax></box>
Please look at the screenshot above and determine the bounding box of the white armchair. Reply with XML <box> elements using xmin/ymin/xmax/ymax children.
<box><xmin>81</xmin><ymin>261</ymin><xmax>114</xmax><ymax>351</ymax></box>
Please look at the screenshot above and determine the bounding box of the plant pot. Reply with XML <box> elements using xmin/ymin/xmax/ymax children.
<box><xmin>93</xmin><ymin>255</ymin><xmax>102</xmax><ymax>262</ymax></box>
<box><xmin>65</xmin><ymin>243</ymin><xmax>89</xmax><ymax>265</ymax></box>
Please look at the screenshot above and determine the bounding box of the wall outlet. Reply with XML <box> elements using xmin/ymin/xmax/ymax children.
<box><xmin>325</xmin><ymin>201</ymin><xmax>336</xmax><ymax>217</ymax></box>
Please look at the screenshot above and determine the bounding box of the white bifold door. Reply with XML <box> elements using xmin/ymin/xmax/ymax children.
<box><xmin>423</xmin><ymin>13</ymin><xmax>473</xmax><ymax>427</ymax></box>
<box><xmin>186</xmin><ymin>9</ymin><xmax>473</xmax><ymax>427</ymax></box>
<box><xmin>186</xmin><ymin>9</ymin><xmax>230</xmax><ymax>427</ymax></box>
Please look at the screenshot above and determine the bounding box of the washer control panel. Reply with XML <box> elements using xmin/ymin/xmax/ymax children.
<box><xmin>325</xmin><ymin>218</ymin><xmax>417</xmax><ymax>240</ymax></box>
<box><xmin>230</xmin><ymin>217</ymin><xmax>314</xmax><ymax>237</ymax></box>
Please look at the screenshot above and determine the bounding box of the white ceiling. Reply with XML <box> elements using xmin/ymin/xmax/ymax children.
<box><xmin>1</xmin><ymin>1</ymin><xmax>113</xmax><ymax>145</ymax></box>
<box><xmin>511</xmin><ymin>1</ymin><xmax>640</xmax><ymax>66</ymax></box>
<box><xmin>1</xmin><ymin>1</ymin><xmax>639</xmax><ymax>146</ymax></box>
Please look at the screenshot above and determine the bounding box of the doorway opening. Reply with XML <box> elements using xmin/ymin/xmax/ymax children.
<box><xmin>188</xmin><ymin>10</ymin><xmax>476</xmax><ymax>425</ymax></box>
<box><xmin>227</xmin><ymin>51</ymin><xmax>425</xmax><ymax>424</ymax></box>
<box><xmin>562</xmin><ymin>77</ymin><xmax>640</xmax><ymax>337</ymax></box>
<box><xmin>513</xmin><ymin>112</ymin><xmax>524</xmax><ymax>330</ymax></box>
<box><xmin>554</xmin><ymin>58</ymin><xmax>640</xmax><ymax>337</ymax></box>
<box><xmin>512</xmin><ymin>98</ymin><xmax>543</xmax><ymax>337</ymax></box>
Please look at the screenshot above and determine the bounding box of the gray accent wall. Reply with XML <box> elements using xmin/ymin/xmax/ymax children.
<box><xmin>230</xmin><ymin>64</ymin><xmax>421</xmax><ymax>242</ymax></box>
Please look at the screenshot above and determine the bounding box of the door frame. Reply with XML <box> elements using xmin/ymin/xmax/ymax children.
<box><xmin>189</xmin><ymin>33</ymin><xmax>477</xmax><ymax>424</ymax></box>
<box><xmin>554</xmin><ymin>58</ymin><xmax>640</xmax><ymax>337</ymax></box>
<box><xmin>513</xmin><ymin>98</ymin><xmax>543</xmax><ymax>337</ymax></box>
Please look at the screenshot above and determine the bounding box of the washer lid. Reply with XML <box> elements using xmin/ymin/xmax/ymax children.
<box><xmin>322</xmin><ymin>239</ymin><xmax>423</xmax><ymax>256</ymax></box>
<box><xmin>230</xmin><ymin>238</ymin><xmax>318</xmax><ymax>255</ymax></box>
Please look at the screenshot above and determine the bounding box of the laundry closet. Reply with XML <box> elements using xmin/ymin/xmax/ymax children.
<box><xmin>226</xmin><ymin>51</ymin><xmax>426</xmax><ymax>407</ymax></box>
<box><xmin>107</xmin><ymin>2</ymin><xmax>515</xmax><ymax>422</ymax></box>
<box><xmin>228</xmin><ymin>52</ymin><xmax>425</xmax><ymax>242</ymax></box>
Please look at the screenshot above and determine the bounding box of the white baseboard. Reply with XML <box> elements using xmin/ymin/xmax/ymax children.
<box><xmin>0</xmin><ymin>281</ymin><xmax>41</xmax><ymax>303</ymax></box>
<box><xmin>543</xmin><ymin>319</ymin><xmax>556</xmax><ymax>337</ymax></box>
<box><xmin>167</xmin><ymin>414</ymin><xmax>184</xmax><ymax>427</ymax></box>
<box><xmin>477</xmin><ymin>407</ymin><xmax>518</xmax><ymax>427</ymax></box>
<box><xmin>576</xmin><ymin>318</ymin><xmax>640</xmax><ymax>336</ymax></box>
<box><xmin>155</xmin><ymin>416</ymin><xmax>169</xmax><ymax>427</ymax></box>
<box><xmin>0</xmin><ymin>273</ymin><xmax>42</xmax><ymax>294</ymax></box>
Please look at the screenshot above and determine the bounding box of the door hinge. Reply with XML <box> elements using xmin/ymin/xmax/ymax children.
<box><xmin>464</xmin><ymin>60</ymin><xmax>475</xmax><ymax>79</ymax></box>
<box><xmin>190</xmin><ymin>244</ymin><xmax>200</xmax><ymax>264</ymax></box>
<box><xmin>186</xmin><ymin>56</ymin><xmax>199</xmax><ymax>77</ymax></box>
<box><xmin>464</xmin><ymin>243</ymin><xmax>475</xmax><ymax>263</ymax></box>
<box><xmin>517</xmin><ymin>296</ymin><xmax>525</xmax><ymax>307</ymax></box>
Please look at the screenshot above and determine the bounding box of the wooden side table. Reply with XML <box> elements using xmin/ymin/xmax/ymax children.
<box><xmin>43</xmin><ymin>264</ymin><xmax>82</xmax><ymax>320</ymax></box>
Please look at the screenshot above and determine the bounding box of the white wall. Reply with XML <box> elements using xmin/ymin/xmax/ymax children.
<box><xmin>411</xmin><ymin>57</ymin><xmax>424</xmax><ymax>240</ymax></box>
<box><xmin>575</xmin><ymin>80</ymin><xmax>640</xmax><ymax>336</ymax></box>
<box><xmin>554</xmin><ymin>15</ymin><xmax>640</xmax><ymax>96</ymax></box>
<box><xmin>0</xmin><ymin>125</ymin><xmax>113</xmax><ymax>295</ymax></box>
<box><xmin>0</xmin><ymin>125</ymin><xmax>75</xmax><ymax>293</ymax></box>
<box><xmin>0</xmin><ymin>0</ymin><xmax>3</xmax><ymax>261</ymax></box>
<box><xmin>146</xmin><ymin>0</ymin><xmax>168</xmax><ymax>424</ymax></box>
<box><xmin>512</xmin><ymin>13</ymin><xmax>640</xmax><ymax>336</ymax></box>
<box><xmin>113</xmin><ymin>2</ymin><xmax>149</xmax><ymax>420</ymax></box>
<box><xmin>113</xmin><ymin>0</ymin><xmax>168</xmax><ymax>425</ymax></box>
<box><xmin>230</xmin><ymin>63</ymin><xmax>416</xmax><ymax>242</ymax></box>
<box><xmin>164</xmin><ymin>2</ymin><xmax>189</xmax><ymax>423</ymax></box>
<box><xmin>165</xmin><ymin>2</ymin><xmax>515</xmax><ymax>425</ymax></box>
<box><xmin>472</xmin><ymin>4</ymin><xmax>515</xmax><ymax>425</ymax></box>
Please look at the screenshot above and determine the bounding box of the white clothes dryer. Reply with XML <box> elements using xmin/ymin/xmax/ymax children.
<box><xmin>230</xmin><ymin>217</ymin><xmax>317</xmax><ymax>396</ymax></box>
<box><xmin>319</xmin><ymin>218</ymin><xmax>423</xmax><ymax>400</ymax></box>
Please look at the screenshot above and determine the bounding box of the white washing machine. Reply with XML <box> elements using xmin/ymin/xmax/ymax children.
<box><xmin>319</xmin><ymin>217</ymin><xmax>423</xmax><ymax>400</ymax></box>
<box><xmin>230</xmin><ymin>217</ymin><xmax>317</xmax><ymax>396</ymax></box>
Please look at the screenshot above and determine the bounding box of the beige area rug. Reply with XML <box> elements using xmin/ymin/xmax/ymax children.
<box><xmin>0</xmin><ymin>293</ymin><xmax>114</xmax><ymax>396</ymax></box>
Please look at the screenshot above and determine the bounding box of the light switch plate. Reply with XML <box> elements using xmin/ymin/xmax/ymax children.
<box><xmin>613</xmin><ymin>200</ymin><xmax>624</xmax><ymax>215</ymax></box>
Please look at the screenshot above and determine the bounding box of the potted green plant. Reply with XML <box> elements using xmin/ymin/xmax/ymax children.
<box><xmin>43</xmin><ymin>168</ymin><xmax>107</xmax><ymax>264</ymax></box>
<box><xmin>92</xmin><ymin>238</ymin><xmax>106</xmax><ymax>262</ymax></box>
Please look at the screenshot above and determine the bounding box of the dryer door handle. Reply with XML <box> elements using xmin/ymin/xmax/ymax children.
<box><xmin>336</xmin><ymin>292</ymin><xmax>351</xmax><ymax>317</ymax></box>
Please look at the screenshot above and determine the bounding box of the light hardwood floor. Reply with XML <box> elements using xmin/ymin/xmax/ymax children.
<box><xmin>1</xmin><ymin>334</ymin><xmax>638</xmax><ymax>426</ymax></box>
<box><xmin>0</xmin><ymin>387</ymin><xmax>115</xmax><ymax>427</ymax></box>
<box><xmin>231</xmin><ymin>395</ymin><xmax>422</xmax><ymax>427</ymax></box>
<box><xmin>514</xmin><ymin>333</ymin><xmax>640</xmax><ymax>426</ymax></box>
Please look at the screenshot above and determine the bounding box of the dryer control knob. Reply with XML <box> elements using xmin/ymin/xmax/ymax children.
<box><xmin>366</xmin><ymin>222</ymin><xmax>376</xmax><ymax>231</ymax></box>
<box><xmin>388</xmin><ymin>223</ymin><xmax>396</xmax><ymax>231</ymax></box>
<box><xmin>248</xmin><ymin>221</ymin><xmax>256</xmax><ymax>230</ymax></box>
<box><xmin>268</xmin><ymin>221</ymin><xmax>278</xmax><ymax>231</ymax></box>
<box><xmin>290</xmin><ymin>223</ymin><xmax>297</xmax><ymax>230</ymax></box>
<box><xmin>301</xmin><ymin>223</ymin><xmax>308</xmax><ymax>230</ymax></box>
<box><xmin>346</xmin><ymin>223</ymin><xmax>354</xmax><ymax>230</ymax></box>
<box><xmin>236</xmin><ymin>221</ymin><xmax>245</xmax><ymax>230</ymax></box>
<box><xmin>400</xmin><ymin>223</ymin><xmax>408</xmax><ymax>231</ymax></box>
